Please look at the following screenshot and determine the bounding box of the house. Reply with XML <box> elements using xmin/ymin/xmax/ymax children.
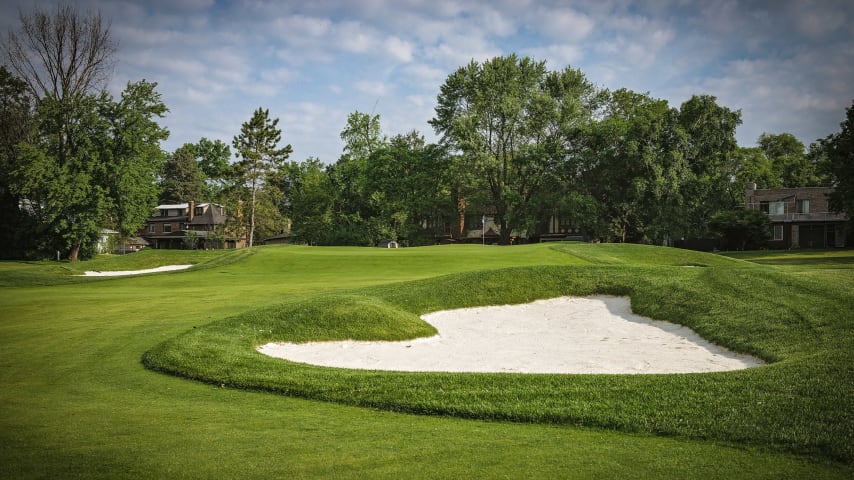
<box><xmin>744</xmin><ymin>182</ymin><xmax>849</xmax><ymax>248</ymax></box>
<box><xmin>140</xmin><ymin>201</ymin><xmax>246</xmax><ymax>249</ymax></box>
<box><xmin>97</xmin><ymin>229</ymin><xmax>118</xmax><ymax>253</ymax></box>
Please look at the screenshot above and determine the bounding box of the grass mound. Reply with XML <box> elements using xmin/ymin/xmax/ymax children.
<box><xmin>144</xmin><ymin>257</ymin><xmax>854</xmax><ymax>463</ymax></box>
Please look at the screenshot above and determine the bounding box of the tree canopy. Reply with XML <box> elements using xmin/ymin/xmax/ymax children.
<box><xmin>822</xmin><ymin>100</ymin><xmax>854</xmax><ymax>219</ymax></box>
<box><xmin>430</xmin><ymin>54</ymin><xmax>601</xmax><ymax>244</ymax></box>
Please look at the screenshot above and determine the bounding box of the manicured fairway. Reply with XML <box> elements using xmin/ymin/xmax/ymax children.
<box><xmin>1</xmin><ymin>244</ymin><xmax>852</xmax><ymax>479</ymax></box>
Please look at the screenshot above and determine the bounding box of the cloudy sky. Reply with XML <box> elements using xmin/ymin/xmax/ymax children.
<box><xmin>2</xmin><ymin>0</ymin><xmax>852</xmax><ymax>164</ymax></box>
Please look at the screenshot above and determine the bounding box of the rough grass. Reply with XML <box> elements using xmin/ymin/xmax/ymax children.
<box><xmin>144</xmin><ymin>247</ymin><xmax>854</xmax><ymax>464</ymax></box>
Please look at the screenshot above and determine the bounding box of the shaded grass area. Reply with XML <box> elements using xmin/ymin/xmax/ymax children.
<box><xmin>144</xmin><ymin>258</ymin><xmax>854</xmax><ymax>463</ymax></box>
<box><xmin>722</xmin><ymin>249</ymin><xmax>854</xmax><ymax>269</ymax></box>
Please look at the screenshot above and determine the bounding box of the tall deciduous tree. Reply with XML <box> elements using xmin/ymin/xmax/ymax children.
<box><xmin>431</xmin><ymin>54</ymin><xmax>600</xmax><ymax>244</ymax></box>
<box><xmin>232</xmin><ymin>107</ymin><xmax>292</xmax><ymax>247</ymax></box>
<box><xmin>11</xmin><ymin>80</ymin><xmax>168</xmax><ymax>261</ymax></box>
<box><xmin>677</xmin><ymin>94</ymin><xmax>742</xmax><ymax>238</ymax></box>
<box><xmin>325</xmin><ymin>111</ymin><xmax>388</xmax><ymax>245</ymax></box>
<box><xmin>282</xmin><ymin>157</ymin><xmax>334</xmax><ymax>245</ymax></box>
<box><xmin>3</xmin><ymin>3</ymin><xmax>116</xmax><ymax>102</ymax></box>
<box><xmin>365</xmin><ymin>131</ymin><xmax>453</xmax><ymax>244</ymax></box>
<box><xmin>575</xmin><ymin>89</ymin><xmax>688</xmax><ymax>243</ymax></box>
<box><xmin>821</xmin><ymin>100</ymin><xmax>854</xmax><ymax>218</ymax></box>
<box><xmin>0</xmin><ymin>66</ymin><xmax>33</xmax><ymax>258</ymax></box>
<box><xmin>161</xmin><ymin>144</ymin><xmax>204</xmax><ymax>203</ymax></box>
<box><xmin>103</xmin><ymin>80</ymin><xmax>168</xmax><ymax>238</ymax></box>
<box><xmin>757</xmin><ymin>132</ymin><xmax>826</xmax><ymax>187</ymax></box>
<box><xmin>3</xmin><ymin>4</ymin><xmax>116</xmax><ymax>171</ymax></box>
<box><xmin>340</xmin><ymin>111</ymin><xmax>385</xmax><ymax>161</ymax></box>
<box><xmin>195</xmin><ymin>137</ymin><xmax>232</xmax><ymax>200</ymax></box>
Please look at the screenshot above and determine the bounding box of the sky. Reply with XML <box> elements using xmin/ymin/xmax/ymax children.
<box><xmin>2</xmin><ymin>0</ymin><xmax>852</xmax><ymax>164</ymax></box>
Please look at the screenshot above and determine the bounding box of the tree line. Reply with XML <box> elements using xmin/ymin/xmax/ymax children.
<box><xmin>2</xmin><ymin>5</ymin><xmax>851</xmax><ymax>259</ymax></box>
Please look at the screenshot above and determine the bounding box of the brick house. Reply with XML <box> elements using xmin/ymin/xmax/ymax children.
<box><xmin>744</xmin><ymin>182</ymin><xmax>849</xmax><ymax>248</ymax></box>
<box><xmin>140</xmin><ymin>201</ymin><xmax>246</xmax><ymax>249</ymax></box>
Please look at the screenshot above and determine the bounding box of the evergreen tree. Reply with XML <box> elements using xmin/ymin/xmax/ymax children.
<box><xmin>232</xmin><ymin>108</ymin><xmax>292</xmax><ymax>247</ymax></box>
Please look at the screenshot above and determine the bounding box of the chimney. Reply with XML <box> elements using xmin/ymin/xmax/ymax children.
<box><xmin>188</xmin><ymin>200</ymin><xmax>195</xmax><ymax>222</ymax></box>
<box><xmin>745</xmin><ymin>182</ymin><xmax>756</xmax><ymax>208</ymax></box>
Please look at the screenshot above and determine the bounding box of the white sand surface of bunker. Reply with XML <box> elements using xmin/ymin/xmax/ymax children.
<box><xmin>257</xmin><ymin>296</ymin><xmax>764</xmax><ymax>374</ymax></box>
<box><xmin>79</xmin><ymin>265</ymin><xmax>192</xmax><ymax>276</ymax></box>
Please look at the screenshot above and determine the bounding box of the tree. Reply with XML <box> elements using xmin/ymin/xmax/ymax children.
<box><xmin>821</xmin><ymin>100</ymin><xmax>854</xmax><ymax>218</ymax></box>
<box><xmin>232</xmin><ymin>108</ymin><xmax>292</xmax><ymax>247</ymax></box>
<box><xmin>323</xmin><ymin>111</ymin><xmax>389</xmax><ymax>246</ymax></box>
<box><xmin>104</xmin><ymin>80</ymin><xmax>168</xmax><ymax>238</ymax></box>
<box><xmin>3</xmin><ymin>3</ymin><xmax>116</xmax><ymax>102</ymax></box>
<box><xmin>161</xmin><ymin>144</ymin><xmax>204</xmax><ymax>203</ymax></box>
<box><xmin>4</xmin><ymin>4</ymin><xmax>116</xmax><ymax>172</ymax></box>
<box><xmin>365</xmin><ymin>132</ymin><xmax>453</xmax><ymax>244</ymax></box>
<box><xmin>282</xmin><ymin>157</ymin><xmax>334</xmax><ymax>245</ymax></box>
<box><xmin>732</xmin><ymin>146</ymin><xmax>778</xmax><ymax>191</ymax></box>
<box><xmin>0</xmin><ymin>66</ymin><xmax>34</xmax><ymax>258</ymax></box>
<box><xmin>195</xmin><ymin>137</ymin><xmax>232</xmax><ymax>200</ymax></box>
<box><xmin>11</xmin><ymin>92</ymin><xmax>112</xmax><ymax>261</ymax></box>
<box><xmin>10</xmin><ymin>81</ymin><xmax>168</xmax><ymax>261</ymax></box>
<box><xmin>757</xmin><ymin>132</ymin><xmax>826</xmax><ymax>187</ymax></box>
<box><xmin>574</xmin><ymin>89</ymin><xmax>688</xmax><ymax>243</ymax></box>
<box><xmin>340</xmin><ymin>111</ymin><xmax>385</xmax><ymax>160</ymax></box>
<box><xmin>431</xmin><ymin>54</ymin><xmax>600</xmax><ymax>244</ymax></box>
<box><xmin>677</xmin><ymin>95</ymin><xmax>742</xmax><ymax>238</ymax></box>
<box><xmin>708</xmin><ymin>209</ymin><xmax>771</xmax><ymax>250</ymax></box>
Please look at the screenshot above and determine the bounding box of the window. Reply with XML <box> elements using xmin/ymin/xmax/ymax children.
<box><xmin>195</xmin><ymin>206</ymin><xmax>203</xmax><ymax>215</ymax></box>
<box><xmin>149</xmin><ymin>223</ymin><xmax>155</xmax><ymax>233</ymax></box>
<box><xmin>798</xmin><ymin>199</ymin><xmax>810</xmax><ymax>214</ymax></box>
<box><xmin>769</xmin><ymin>201</ymin><xmax>785</xmax><ymax>215</ymax></box>
<box><xmin>759</xmin><ymin>201</ymin><xmax>769</xmax><ymax>213</ymax></box>
<box><xmin>163</xmin><ymin>223</ymin><xmax>172</xmax><ymax>233</ymax></box>
<box><xmin>771</xmin><ymin>225</ymin><xmax>783</xmax><ymax>241</ymax></box>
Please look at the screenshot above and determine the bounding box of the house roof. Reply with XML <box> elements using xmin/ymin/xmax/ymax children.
<box><xmin>189</xmin><ymin>205</ymin><xmax>227</xmax><ymax>225</ymax></box>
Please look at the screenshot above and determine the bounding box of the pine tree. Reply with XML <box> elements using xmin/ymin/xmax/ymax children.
<box><xmin>232</xmin><ymin>108</ymin><xmax>292</xmax><ymax>247</ymax></box>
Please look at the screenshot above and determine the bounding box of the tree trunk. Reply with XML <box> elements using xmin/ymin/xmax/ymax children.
<box><xmin>249</xmin><ymin>183</ymin><xmax>256</xmax><ymax>247</ymax></box>
<box><xmin>69</xmin><ymin>242</ymin><xmax>80</xmax><ymax>262</ymax></box>
<box><xmin>498</xmin><ymin>215</ymin><xmax>511</xmax><ymax>245</ymax></box>
<box><xmin>457</xmin><ymin>197</ymin><xmax>466</xmax><ymax>238</ymax></box>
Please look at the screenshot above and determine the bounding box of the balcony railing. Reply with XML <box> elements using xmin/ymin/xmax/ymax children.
<box><xmin>764</xmin><ymin>212</ymin><xmax>848</xmax><ymax>222</ymax></box>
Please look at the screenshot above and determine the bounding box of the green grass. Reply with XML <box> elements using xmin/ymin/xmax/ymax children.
<box><xmin>1</xmin><ymin>243</ymin><xmax>853</xmax><ymax>478</ymax></box>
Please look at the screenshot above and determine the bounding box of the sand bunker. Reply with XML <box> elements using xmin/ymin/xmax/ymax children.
<box><xmin>79</xmin><ymin>265</ymin><xmax>192</xmax><ymax>276</ymax></box>
<box><xmin>257</xmin><ymin>296</ymin><xmax>764</xmax><ymax>374</ymax></box>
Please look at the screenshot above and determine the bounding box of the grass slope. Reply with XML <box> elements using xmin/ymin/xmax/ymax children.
<box><xmin>2</xmin><ymin>243</ymin><xmax>853</xmax><ymax>479</ymax></box>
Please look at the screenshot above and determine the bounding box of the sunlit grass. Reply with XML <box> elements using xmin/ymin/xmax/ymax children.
<box><xmin>2</xmin><ymin>243</ymin><xmax>852</xmax><ymax>478</ymax></box>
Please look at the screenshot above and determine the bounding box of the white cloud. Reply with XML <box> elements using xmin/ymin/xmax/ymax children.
<box><xmin>476</xmin><ymin>5</ymin><xmax>516</xmax><ymax>37</ymax></box>
<box><xmin>538</xmin><ymin>7</ymin><xmax>594</xmax><ymax>42</ymax></box>
<box><xmin>335</xmin><ymin>20</ymin><xmax>379</xmax><ymax>53</ymax></box>
<box><xmin>523</xmin><ymin>44</ymin><xmax>583</xmax><ymax>68</ymax></box>
<box><xmin>403</xmin><ymin>63</ymin><xmax>448</xmax><ymax>90</ymax></box>
<box><xmin>384</xmin><ymin>36</ymin><xmax>415</xmax><ymax>62</ymax></box>
<box><xmin>355</xmin><ymin>80</ymin><xmax>394</xmax><ymax>97</ymax></box>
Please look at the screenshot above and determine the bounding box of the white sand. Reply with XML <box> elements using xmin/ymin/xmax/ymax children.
<box><xmin>257</xmin><ymin>296</ymin><xmax>764</xmax><ymax>374</ymax></box>
<box><xmin>79</xmin><ymin>265</ymin><xmax>192</xmax><ymax>276</ymax></box>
